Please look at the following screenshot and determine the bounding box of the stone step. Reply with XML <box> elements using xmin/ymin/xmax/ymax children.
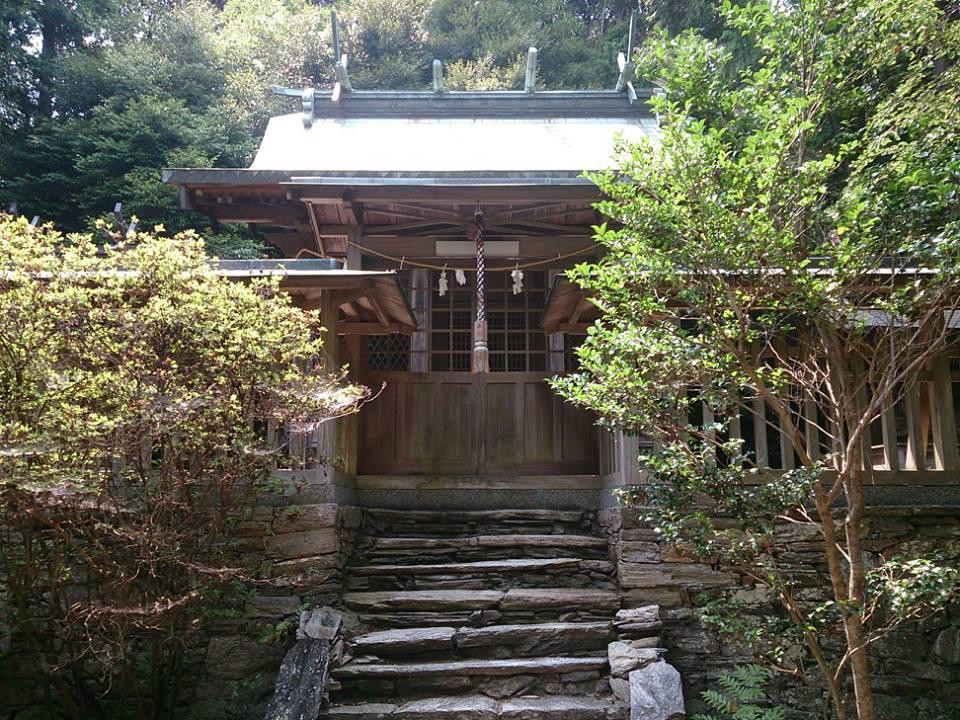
<box><xmin>353</xmin><ymin>558</ymin><xmax>586</xmax><ymax>576</ymax></box>
<box><xmin>331</xmin><ymin>656</ymin><xmax>613</xmax><ymax>704</ymax></box>
<box><xmin>346</xmin><ymin>558</ymin><xmax>617</xmax><ymax>592</ymax></box>
<box><xmin>356</xmin><ymin>535</ymin><xmax>610</xmax><ymax>564</ymax></box>
<box><xmin>363</xmin><ymin>508</ymin><xmax>596</xmax><ymax>538</ymax></box>
<box><xmin>324</xmin><ymin>695</ymin><xmax>625</xmax><ymax>719</ymax></box>
<box><xmin>349</xmin><ymin>622</ymin><xmax>614</xmax><ymax>657</ymax></box>
<box><xmin>333</xmin><ymin>656</ymin><xmax>609</xmax><ymax>679</ymax></box>
<box><xmin>344</xmin><ymin>589</ymin><xmax>620</xmax><ymax>614</ymax></box>
<box><xmin>365</xmin><ymin>536</ymin><xmax>608</xmax><ymax>551</ymax></box>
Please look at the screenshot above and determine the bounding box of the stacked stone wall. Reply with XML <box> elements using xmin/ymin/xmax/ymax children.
<box><xmin>602</xmin><ymin>505</ymin><xmax>960</xmax><ymax>719</ymax></box>
<box><xmin>186</xmin><ymin>502</ymin><xmax>362</xmax><ymax>719</ymax></box>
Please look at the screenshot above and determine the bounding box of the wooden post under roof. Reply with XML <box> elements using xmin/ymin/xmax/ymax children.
<box><xmin>316</xmin><ymin>289</ymin><xmax>342</xmax><ymax>477</ymax></box>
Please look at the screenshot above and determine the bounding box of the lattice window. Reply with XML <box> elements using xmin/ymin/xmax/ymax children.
<box><xmin>367</xmin><ymin>334</ymin><xmax>410</xmax><ymax>371</ymax></box>
<box><xmin>429</xmin><ymin>270</ymin><xmax>549</xmax><ymax>372</ymax></box>
<box><xmin>430</xmin><ymin>272</ymin><xmax>474</xmax><ymax>371</ymax></box>
<box><xmin>487</xmin><ymin>270</ymin><xmax>548</xmax><ymax>372</ymax></box>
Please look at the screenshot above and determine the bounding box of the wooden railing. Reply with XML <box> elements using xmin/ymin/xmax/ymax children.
<box><xmin>601</xmin><ymin>352</ymin><xmax>960</xmax><ymax>485</ymax></box>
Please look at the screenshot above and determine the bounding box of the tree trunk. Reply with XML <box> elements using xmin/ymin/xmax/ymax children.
<box><xmin>843</xmin><ymin>465</ymin><xmax>877</xmax><ymax>720</ymax></box>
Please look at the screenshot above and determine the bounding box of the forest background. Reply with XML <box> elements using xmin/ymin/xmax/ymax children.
<box><xmin>0</xmin><ymin>0</ymin><xmax>723</xmax><ymax>255</ymax></box>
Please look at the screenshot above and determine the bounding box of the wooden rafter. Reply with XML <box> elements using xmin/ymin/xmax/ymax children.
<box><xmin>365</xmin><ymin>291</ymin><xmax>390</xmax><ymax>326</ymax></box>
<box><xmin>305</xmin><ymin>202</ymin><xmax>326</xmax><ymax>256</ymax></box>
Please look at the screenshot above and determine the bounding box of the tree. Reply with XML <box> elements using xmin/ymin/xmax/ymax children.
<box><xmin>0</xmin><ymin>215</ymin><xmax>368</xmax><ymax>719</ymax></box>
<box><xmin>554</xmin><ymin>2</ymin><xmax>960</xmax><ymax>719</ymax></box>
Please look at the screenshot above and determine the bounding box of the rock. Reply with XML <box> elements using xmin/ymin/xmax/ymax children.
<box><xmin>608</xmin><ymin>641</ymin><xmax>660</xmax><ymax>677</ymax></box>
<box><xmin>327</xmin><ymin>702</ymin><xmax>398</xmax><ymax>716</ymax></box>
<box><xmin>616</xmin><ymin>606</ymin><xmax>660</xmax><ymax>624</ymax></box>
<box><xmin>620</xmin><ymin>541</ymin><xmax>661</xmax><ymax>564</ymax></box>
<box><xmin>618</xmin><ymin>566</ymin><xmax>673</xmax><ymax>588</ymax></box>
<box><xmin>934</xmin><ymin>627</ymin><xmax>960</xmax><ymax>664</ymax></box>
<box><xmin>272</xmin><ymin>504</ymin><xmax>339</xmax><ymax>533</ymax></box>
<box><xmin>272</xmin><ymin>554</ymin><xmax>342</xmax><ymax>576</ymax></box>
<box><xmin>266</xmin><ymin>528</ymin><xmax>340</xmax><ymax>560</ymax></box>
<box><xmin>264</xmin><ymin>638</ymin><xmax>330</xmax><ymax>720</ymax></box>
<box><xmin>610</xmin><ymin>676</ymin><xmax>630</xmax><ymax>702</ymax></box>
<box><xmin>616</xmin><ymin>622</ymin><xmax>663</xmax><ymax>638</ymax></box>
<box><xmin>622</xmin><ymin>588</ymin><xmax>685</xmax><ymax>609</ymax></box>
<box><xmin>205</xmin><ymin>636</ymin><xmax>284</xmax><ymax>680</ymax></box>
<box><xmin>478</xmin><ymin>674</ymin><xmax>537</xmax><ymax>698</ymax></box>
<box><xmin>667</xmin><ymin>564</ymin><xmax>737</xmax><ymax>589</ymax></box>
<box><xmin>298</xmin><ymin>607</ymin><xmax>342</xmax><ymax>640</ymax></box>
<box><xmin>248</xmin><ymin>594</ymin><xmax>301</xmax><ymax>618</ymax></box>
<box><xmin>629</xmin><ymin>661</ymin><xmax>685</xmax><ymax>720</ymax></box>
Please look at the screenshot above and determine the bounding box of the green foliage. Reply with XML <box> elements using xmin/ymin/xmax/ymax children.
<box><xmin>554</xmin><ymin>1</ymin><xmax>960</xmax><ymax>717</ymax></box>
<box><xmin>693</xmin><ymin>665</ymin><xmax>787</xmax><ymax>720</ymax></box>
<box><xmin>0</xmin><ymin>215</ymin><xmax>366</xmax><ymax>719</ymax></box>
<box><xmin>2</xmin><ymin>0</ymin><xmax>732</xmax><ymax>235</ymax></box>
<box><xmin>867</xmin><ymin>555</ymin><xmax>960</xmax><ymax>622</ymax></box>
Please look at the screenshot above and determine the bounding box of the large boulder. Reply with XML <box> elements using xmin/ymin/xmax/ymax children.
<box><xmin>608</xmin><ymin>641</ymin><xmax>660</xmax><ymax>678</ymax></box>
<box><xmin>629</xmin><ymin>661</ymin><xmax>685</xmax><ymax>720</ymax></box>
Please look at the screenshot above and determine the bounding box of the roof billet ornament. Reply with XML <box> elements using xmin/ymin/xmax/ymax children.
<box><xmin>615</xmin><ymin>12</ymin><xmax>638</xmax><ymax>104</ymax></box>
<box><xmin>524</xmin><ymin>47</ymin><xmax>538</xmax><ymax>93</ymax></box>
<box><xmin>271</xmin><ymin>86</ymin><xmax>317</xmax><ymax>128</ymax></box>
<box><xmin>433</xmin><ymin>59</ymin><xmax>445</xmax><ymax>93</ymax></box>
<box><xmin>330</xmin><ymin>9</ymin><xmax>353</xmax><ymax>102</ymax></box>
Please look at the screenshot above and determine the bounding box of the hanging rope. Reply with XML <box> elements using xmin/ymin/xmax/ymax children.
<box><xmin>475</xmin><ymin>210</ymin><xmax>486</xmax><ymax>323</ymax></box>
<box><xmin>293</xmin><ymin>240</ymin><xmax>600</xmax><ymax>271</ymax></box>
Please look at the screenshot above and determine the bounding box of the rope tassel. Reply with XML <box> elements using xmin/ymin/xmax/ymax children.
<box><xmin>472</xmin><ymin>210</ymin><xmax>489</xmax><ymax>373</ymax></box>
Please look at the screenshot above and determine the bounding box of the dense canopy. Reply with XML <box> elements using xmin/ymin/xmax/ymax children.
<box><xmin>0</xmin><ymin>0</ymin><xmax>722</xmax><ymax>247</ymax></box>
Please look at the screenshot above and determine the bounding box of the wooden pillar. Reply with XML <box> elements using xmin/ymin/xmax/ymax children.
<box><xmin>904</xmin><ymin>382</ymin><xmax>927</xmax><ymax>470</ymax></box>
<box><xmin>930</xmin><ymin>354</ymin><xmax>959</xmax><ymax>470</ymax></box>
<box><xmin>547</xmin><ymin>270</ymin><xmax>566</xmax><ymax>372</ymax></box>
<box><xmin>410</xmin><ymin>269</ymin><xmax>429</xmax><ymax>373</ymax></box>
<box><xmin>316</xmin><ymin>289</ymin><xmax>340</xmax><ymax>477</ymax></box>
<box><xmin>339</xmin><ymin>334</ymin><xmax>364</xmax><ymax>476</ymax></box>
<box><xmin>345</xmin><ymin>228</ymin><xmax>363</xmax><ymax>270</ymax></box>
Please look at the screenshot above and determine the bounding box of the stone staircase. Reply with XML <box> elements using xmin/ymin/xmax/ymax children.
<box><xmin>321</xmin><ymin>508</ymin><xmax>627</xmax><ymax>719</ymax></box>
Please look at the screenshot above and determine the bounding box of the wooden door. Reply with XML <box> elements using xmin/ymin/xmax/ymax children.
<box><xmin>358</xmin><ymin>371</ymin><xmax>598</xmax><ymax>475</ymax></box>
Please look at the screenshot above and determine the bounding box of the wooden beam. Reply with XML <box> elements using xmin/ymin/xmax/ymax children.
<box><xmin>332</xmin><ymin>286</ymin><xmax>370</xmax><ymax>307</ymax></box>
<box><xmin>342</xmin><ymin>202</ymin><xmax>360</xmax><ymax>226</ymax></box>
<box><xmin>346</xmin><ymin>186</ymin><xmax>601</xmax><ymax>204</ymax></box>
<box><xmin>306</xmin><ymin>203</ymin><xmax>326</xmax><ymax>256</ymax></box>
<box><xmin>363</xmin><ymin>219</ymin><xmax>462</xmax><ymax>235</ymax></box>
<box><xmin>354</xmin><ymin>235</ymin><xmax>599</xmax><ymax>259</ymax></box>
<box><xmin>569</xmin><ymin>296</ymin><xmax>592</xmax><ymax>325</ymax></box>
<box><xmin>338</xmin><ymin>322</ymin><xmax>407</xmax><ymax>335</ymax></box>
<box><xmin>193</xmin><ymin>203</ymin><xmax>305</xmax><ymax>227</ymax></box>
<box><xmin>556</xmin><ymin>322</ymin><xmax>590</xmax><ymax>334</ymax></box>
<box><xmin>366</xmin><ymin>291</ymin><xmax>390</xmax><ymax>326</ymax></box>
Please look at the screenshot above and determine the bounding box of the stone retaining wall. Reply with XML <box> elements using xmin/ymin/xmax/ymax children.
<box><xmin>186</xmin><ymin>502</ymin><xmax>362</xmax><ymax>720</ymax></box>
<box><xmin>601</xmin><ymin>505</ymin><xmax>960</xmax><ymax>719</ymax></box>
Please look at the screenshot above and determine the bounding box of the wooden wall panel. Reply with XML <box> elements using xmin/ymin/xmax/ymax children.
<box><xmin>358</xmin><ymin>371</ymin><xmax>599</xmax><ymax>476</ymax></box>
